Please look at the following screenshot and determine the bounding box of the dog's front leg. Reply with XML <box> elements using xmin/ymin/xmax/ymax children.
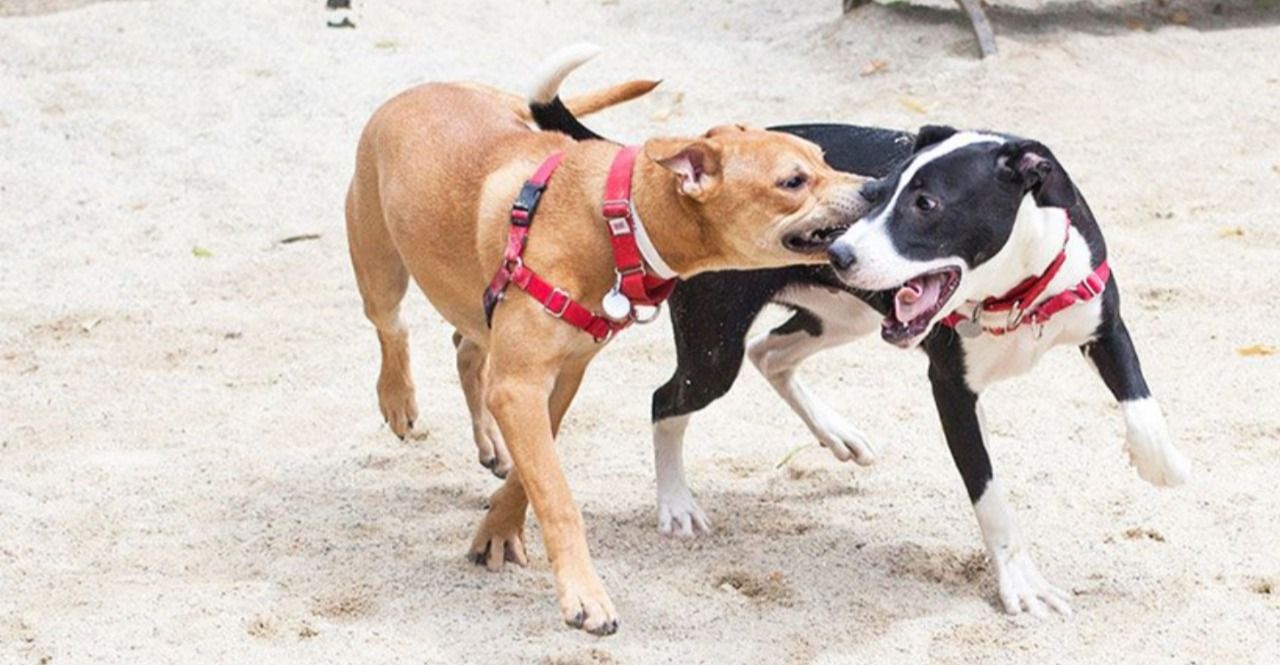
<box><xmin>479</xmin><ymin>326</ymin><xmax>618</xmax><ymax>636</ymax></box>
<box><xmin>928</xmin><ymin>363</ymin><xmax>1072</xmax><ymax>617</ymax></box>
<box><xmin>1082</xmin><ymin>316</ymin><xmax>1191</xmax><ymax>487</ymax></box>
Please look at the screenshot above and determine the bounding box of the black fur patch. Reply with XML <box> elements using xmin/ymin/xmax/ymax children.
<box><xmin>772</xmin><ymin>308</ymin><xmax>824</xmax><ymax>337</ymax></box>
<box><xmin>529</xmin><ymin>96</ymin><xmax>605</xmax><ymax>141</ymax></box>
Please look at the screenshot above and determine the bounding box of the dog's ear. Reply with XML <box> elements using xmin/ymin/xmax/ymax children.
<box><xmin>645</xmin><ymin>138</ymin><xmax>722</xmax><ymax>200</ymax></box>
<box><xmin>998</xmin><ymin>140</ymin><xmax>1077</xmax><ymax>209</ymax></box>
<box><xmin>913</xmin><ymin>125</ymin><xmax>958</xmax><ymax>152</ymax></box>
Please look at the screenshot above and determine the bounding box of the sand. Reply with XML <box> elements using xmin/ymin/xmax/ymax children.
<box><xmin>2</xmin><ymin>0</ymin><xmax>1278</xmax><ymax>663</ymax></box>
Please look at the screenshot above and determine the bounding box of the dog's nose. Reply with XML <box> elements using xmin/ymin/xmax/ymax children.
<box><xmin>827</xmin><ymin>242</ymin><xmax>857</xmax><ymax>271</ymax></box>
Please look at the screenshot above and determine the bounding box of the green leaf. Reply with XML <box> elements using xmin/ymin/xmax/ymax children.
<box><xmin>775</xmin><ymin>443</ymin><xmax>816</xmax><ymax>470</ymax></box>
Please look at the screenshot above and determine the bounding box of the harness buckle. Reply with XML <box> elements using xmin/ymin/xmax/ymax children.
<box><xmin>1081</xmin><ymin>273</ymin><xmax>1106</xmax><ymax>299</ymax></box>
<box><xmin>602</xmin><ymin>199</ymin><xmax>631</xmax><ymax>219</ymax></box>
<box><xmin>544</xmin><ymin>288</ymin><xmax>571</xmax><ymax>318</ymax></box>
<box><xmin>512</xmin><ymin>182</ymin><xmax>546</xmax><ymax>217</ymax></box>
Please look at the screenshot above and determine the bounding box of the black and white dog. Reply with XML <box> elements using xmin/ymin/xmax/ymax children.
<box><xmin>531</xmin><ymin>102</ymin><xmax>1191</xmax><ymax>615</ymax></box>
<box><xmin>650</xmin><ymin>125</ymin><xmax>1191</xmax><ymax>616</ymax></box>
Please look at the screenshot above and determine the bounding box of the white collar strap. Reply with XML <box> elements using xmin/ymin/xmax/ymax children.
<box><xmin>629</xmin><ymin>202</ymin><xmax>678</xmax><ymax>280</ymax></box>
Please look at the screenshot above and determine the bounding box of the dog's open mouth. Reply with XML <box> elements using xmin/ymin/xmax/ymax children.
<box><xmin>783</xmin><ymin>223</ymin><xmax>850</xmax><ymax>254</ymax></box>
<box><xmin>881</xmin><ymin>266</ymin><xmax>962</xmax><ymax>347</ymax></box>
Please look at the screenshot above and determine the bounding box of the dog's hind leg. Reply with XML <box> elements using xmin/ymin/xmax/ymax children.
<box><xmin>346</xmin><ymin>161</ymin><xmax>417</xmax><ymax>439</ymax></box>
<box><xmin>453</xmin><ymin>332</ymin><xmax>511</xmax><ymax>478</ymax></box>
<box><xmin>748</xmin><ymin>289</ymin><xmax>880</xmax><ymax>465</ymax></box>
<box><xmin>1082</xmin><ymin>312</ymin><xmax>1191</xmax><ymax>487</ymax></box>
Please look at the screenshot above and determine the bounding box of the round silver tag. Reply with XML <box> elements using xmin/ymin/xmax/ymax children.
<box><xmin>601</xmin><ymin>289</ymin><xmax>632</xmax><ymax>321</ymax></box>
<box><xmin>954</xmin><ymin>319</ymin><xmax>983</xmax><ymax>339</ymax></box>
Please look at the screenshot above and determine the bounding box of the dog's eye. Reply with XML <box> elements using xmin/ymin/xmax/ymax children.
<box><xmin>914</xmin><ymin>194</ymin><xmax>939</xmax><ymax>212</ymax></box>
<box><xmin>779</xmin><ymin>174</ymin><xmax>808</xmax><ymax>191</ymax></box>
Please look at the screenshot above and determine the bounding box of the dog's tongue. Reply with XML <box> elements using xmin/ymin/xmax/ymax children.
<box><xmin>895</xmin><ymin>275</ymin><xmax>943</xmax><ymax>322</ymax></box>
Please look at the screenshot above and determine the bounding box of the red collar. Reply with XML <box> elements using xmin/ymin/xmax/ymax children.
<box><xmin>941</xmin><ymin>211</ymin><xmax>1110</xmax><ymax>337</ymax></box>
<box><xmin>482</xmin><ymin>147</ymin><xmax>679</xmax><ymax>343</ymax></box>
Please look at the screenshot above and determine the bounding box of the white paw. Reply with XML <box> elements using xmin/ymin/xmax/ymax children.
<box><xmin>657</xmin><ymin>486</ymin><xmax>711</xmax><ymax>538</ymax></box>
<box><xmin>1123</xmin><ymin>399</ymin><xmax>1191</xmax><ymax>487</ymax></box>
<box><xmin>993</xmin><ymin>550</ymin><xmax>1072</xmax><ymax>617</ymax></box>
<box><xmin>811</xmin><ymin>410</ymin><xmax>876</xmax><ymax>466</ymax></box>
<box><xmin>1126</xmin><ymin>440</ymin><xmax>1191</xmax><ymax>487</ymax></box>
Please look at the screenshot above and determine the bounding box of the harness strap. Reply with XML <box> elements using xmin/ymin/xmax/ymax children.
<box><xmin>974</xmin><ymin>220</ymin><xmax>1071</xmax><ymax>314</ymax></box>
<box><xmin>941</xmin><ymin>261</ymin><xmax>1111</xmax><ymax>336</ymax></box>
<box><xmin>602</xmin><ymin>146</ymin><xmax>677</xmax><ymax>307</ymax></box>
<box><xmin>508</xmin><ymin>263</ymin><xmax>616</xmax><ymax>341</ymax></box>
<box><xmin>484</xmin><ymin>148</ymin><xmax>679</xmax><ymax>343</ymax></box>
<box><xmin>940</xmin><ymin>211</ymin><xmax>1109</xmax><ymax>336</ymax></box>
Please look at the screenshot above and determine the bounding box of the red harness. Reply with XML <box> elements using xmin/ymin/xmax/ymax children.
<box><xmin>940</xmin><ymin>212</ymin><xmax>1110</xmax><ymax>337</ymax></box>
<box><xmin>482</xmin><ymin>146</ymin><xmax>677</xmax><ymax>342</ymax></box>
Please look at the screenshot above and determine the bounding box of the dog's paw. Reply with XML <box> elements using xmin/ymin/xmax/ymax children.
<box><xmin>993</xmin><ymin>550</ymin><xmax>1072</xmax><ymax>617</ymax></box>
<box><xmin>811</xmin><ymin>409</ymin><xmax>876</xmax><ymax>466</ymax></box>
<box><xmin>1123</xmin><ymin>399</ymin><xmax>1191</xmax><ymax>487</ymax></box>
<box><xmin>1127</xmin><ymin>441</ymin><xmax>1191</xmax><ymax>487</ymax></box>
<box><xmin>468</xmin><ymin>514</ymin><xmax>528</xmax><ymax>572</ymax></box>
<box><xmin>657</xmin><ymin>485</ymin><xmax>711</xmax><ymax>538</ymax></box>
<box><xmin>558</xmin><ymin>572</ymin><xmax>619</xmax><ymax>636</ymax></box>
<box><xmin>473</xmin><ymin>414</ymin><xmax>512</xmax><ymax>479</ymax></box>
<box><xmin>377</xmin><ymin>378</ymin><xmax>418</xmax><ymax>440</ymax></box>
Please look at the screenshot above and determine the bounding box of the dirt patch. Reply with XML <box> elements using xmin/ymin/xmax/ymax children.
<box><xmin>310</xmin><ymin>590</ymin><xmax>378</xmax><ymax>621</ymax></box>
<box><xmin>714</xmin><ymin>569</ymin><xmax>794</xmax><ymax>606</ymax></box>
<box><xmin>888</xmin><ymin>543</ymin><xmax>989</xmax><ymax>587</ymax></box>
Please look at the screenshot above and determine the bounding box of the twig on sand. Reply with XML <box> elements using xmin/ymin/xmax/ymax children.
<box><xmin>279</xmin><ymin>233</ymin><xmax>322</xmax><ymax>244</ymax></box>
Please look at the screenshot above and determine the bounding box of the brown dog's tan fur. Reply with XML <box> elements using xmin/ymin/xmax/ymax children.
<box><xmin>345</xmin><ymin>51</ymin><xmax>868</xmax><ymax>634</ymax></box>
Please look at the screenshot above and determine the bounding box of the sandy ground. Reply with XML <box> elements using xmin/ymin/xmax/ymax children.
<box><xmin>2</xmin><ymin>0</ymin><xmax>1279</xmax><ymax>662</ymax></box>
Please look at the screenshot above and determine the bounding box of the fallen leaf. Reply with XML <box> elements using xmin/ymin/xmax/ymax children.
<box><xmin>279</xmin><ymin>233</ymin><xmax>321</xmax><ymax>244</ymax></box>
<box><xmin>192</xmin><ymin>246</ymin><xmax>213</xmax><ymax>258</ymax></box>
<box><xmin>897</xmin><ymin>96</ymin><xmax>928</xmax><ymax>114</ymax></box>
<box><xmin>1218</xmin><ymin>226</ymin><xmax>1245</xmax><ymax>238</ymax></box>
<box><xmin>1237</xmin><ymin>344</ymin><xmax>1275</xmax><ymax>357</ymax></box>
<box><xmin>861</xmin><ymin>59</ymin><xmax>889</xmax><ymax>77</ymax></box>
<box><xmin>1124</xmin><ymin>16</ymin><xmax>1145</xmax><ymax>30</ymax></box>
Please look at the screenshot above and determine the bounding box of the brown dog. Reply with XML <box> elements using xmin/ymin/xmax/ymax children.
<box><xmin>345</xmin><ymin>45</ymin><xmax>870</xmax><ymax>635</ymax></box>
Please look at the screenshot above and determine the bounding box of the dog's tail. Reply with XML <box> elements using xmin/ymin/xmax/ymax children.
<box><xmin>527</xmin><ymin>43</ymin><xmax>657</xmax><ymax>141</ymax></box>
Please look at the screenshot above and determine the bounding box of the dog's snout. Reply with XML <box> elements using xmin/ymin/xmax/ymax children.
<box><xmin>828</xmin><ymin>242</ymin><xmax>856</xmax><ymax>271</ymax></box>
